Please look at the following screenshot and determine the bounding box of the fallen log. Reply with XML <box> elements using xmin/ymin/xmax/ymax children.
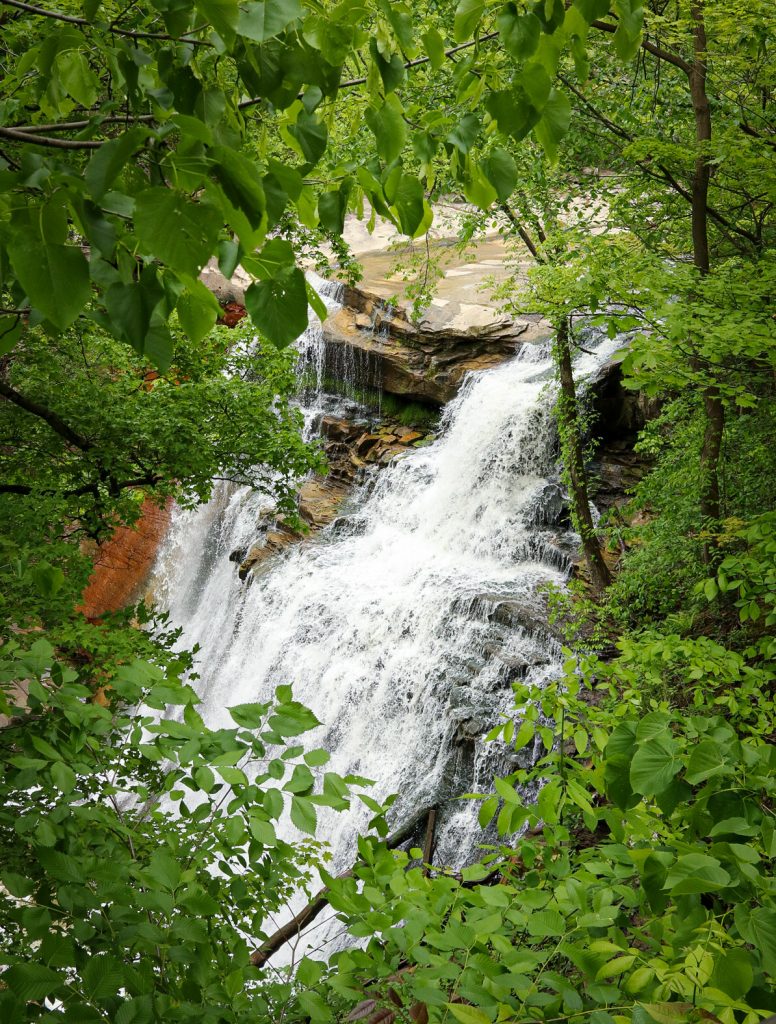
<box><xmin>250</xmin><ymin>805</ymin><xmax>435</xmax><ymax>967</ymax></box>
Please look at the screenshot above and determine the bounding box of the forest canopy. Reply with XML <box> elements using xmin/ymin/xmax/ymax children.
<box><xmin>1</xmin><ymin>0</ymin><xmax>775</xmax><ymax>1021</ymax></box>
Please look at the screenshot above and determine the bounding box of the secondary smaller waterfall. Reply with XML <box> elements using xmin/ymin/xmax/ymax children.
<box><xmin>152</xmin><ymin>321</ymin><xmax>624</xmax><ymax>885</ymax></box>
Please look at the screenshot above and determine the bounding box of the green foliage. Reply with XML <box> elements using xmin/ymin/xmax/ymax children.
<box><xmin>0</xmin><ymin>634</ymin><xmax>371</xmax><ymax>1022</ymax></box>
<box><xmin>0</xmin><ymin>316</ymin><xmax>322</xmax><ymax>627</ymax></box>
<box><xmin>298</xmin><ymin>634</ymin><xmax>776</xmax><ymax>1023</ymax></box>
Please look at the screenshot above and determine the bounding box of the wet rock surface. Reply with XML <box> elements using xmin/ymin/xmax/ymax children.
<box><xmin>323</xmin><ymin>290</ymin><xmax>551</xmax><ymax>405</ymax></box>
<box><xmin>238</xmin><ymin>411</ymin><xmax>437</xmax><ymax>580</ymax></box>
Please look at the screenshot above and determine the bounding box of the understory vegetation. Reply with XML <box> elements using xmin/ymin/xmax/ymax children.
<box><xmin>1</xmin><ymin>0</ymin><xmax>774</xmax><ymax>1020</ymax></box>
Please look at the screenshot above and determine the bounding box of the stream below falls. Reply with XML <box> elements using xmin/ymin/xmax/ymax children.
<box><xmin>150</xmin><ymin>283</ymin><xmax>622</xmax><ymax>900</ymax></box>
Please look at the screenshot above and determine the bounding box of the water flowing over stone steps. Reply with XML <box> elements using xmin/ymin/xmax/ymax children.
<box><xmin>151</xmin><ymin>284</ymin><xmax>626</xmax><ymax>902</ymax></box>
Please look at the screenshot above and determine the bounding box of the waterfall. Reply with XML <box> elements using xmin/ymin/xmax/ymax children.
<box><xmin>150</xmin><ymin>312</ymin><xmax>623</xmax><ymax>961</ymax></box>
<box><xmin>151</xmin><ymin>307</ymin><xmax>623</xmax><ymax>889</ymax></box>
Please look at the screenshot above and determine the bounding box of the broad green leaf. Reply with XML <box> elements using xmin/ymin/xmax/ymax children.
<box><xmin>248</xmin><ymin>814</ymin><xmax>277</xmax><ymax>845</ymax></box>
<box><xmin>245</xmin><ymin>267</ymin><xmax>308</xmax><ymax>347</ymax></box>
<box><xmin>57</xmin><ymin>50</ymin><xmax>99</xmax><ymax>106</ymax></box>
<box><xmin>290</xmin><ymin>794</ymin><xmax>317</xmax><ymax>834</ymax></box>
<box><xmin>365</xmin><ymin>97</ymin><xmax>406</xmax><ymax>164</ymax></box>
<box><xmin>613</xmin><ymin>0</ymin><xmax>643</xmax><ymax>62</ymax></box>
<box><xmin>629</xmin><ymin>735</ymin><xmax>680</xmax><ymax>796</ymax></box>
<box><xmin>176</xmin><ymin>282</ymin><xmax>220</xmax><ymax>345</ymax></box>
<box><xmin>744</xmin><ymin>907</ymin><xmax>776</xmax><ymax>974</ymax></box>
<box><xmin>447</xmin><ymin>112</ymin><xmax>480</xmax><ymax>154</ymax></box>
<box><xmin>10</xmin><ymin>240</ymin><xmax>90</xmax><ymax>330</ymax></box>
<box><xmin>297</xmin><ymin>990</ymin><xmax>332</xmax><ymax>1021</ymax></box>
<box><xmin>103</xmin><ymin>269</ymin><xmax>172</xmax><ymax>369</ymax></box>
<box><xmin>318</xmin><ymin>184</ymin><xmax>350</xmax><ymax>235</ymax></box>
<box><xmin>447</xmin><ymin>1006</ymin><xmax>491</xmax><ymax>1024</ymax></box>
<box><xmin>497</xmin><ymin>5</ymin><xmax>541</xmax><ymax>59</ymax></box>
<box><xmin>664</xmin><ymin>853</ymin><xmax>731</xmax><ymax>895</ymax></box>
<box><xmin>85</xmin><ymin>128</ymin><xmax>151</xmax><ymax>200</ymax></box>
<box><xmin>526</xmin><ymin>908</ymin><xmax>565</xmax><ymax>936</ymax></box>
<box><xmin>237</xmin><ymin>0</ymin><xmax>302</xmax><ymax>41</ymax></box>
<box><xmin>685</xmin><ymin>740</ymin><xmax>730</xmax><ymax>784</ymax></box>
<box><xmin>134</xmin><ymin>189</ymin><xmax>221</xmax><ymax>278</ymax></box>
<box><xmin>370</xmin><ymin>39</ymin><xmax>406</xmax><ymax>94</ymax></box>
<box><xmin>485</xmin><ymin>87</ymin><xmax>540</xmax><ymax>141</ymax></box>
<box><xmin>392</xmin><ymin>174</ymin><xmax>427</xmax><ymax>236</ymax></box>
<box><xmin>478</xmin><ymin>794</ymin><xmax>499</xmax><ymax>828</ymax></box>
<box><xmin>3</xmin><ymin>964</ymin><xmax>63</xmax><ymax>1001</ymax></box>
<box><xmin>210</xmin><ymin>147</ymin><xmax>267</xmax><ymax>232</ymax></box>
<box><xmin>422</xmin><ymin>27</ymin><xmax>446</xmax><ymax>68</ymax></box>
<box><xmin>574</xmin><ymin>0</ymin><xmax>611</xmax><ymax>22</ymax></box>
<box><xmin>532</xmin><ymin>88</ymin><xmax>571</xmax><ymax>161</ymax></box>
<box><xmin>196</xmin><ymin>0</ymin><xmax>239</xmax><ymax>40</ymax></box>
<box><xmin>50</xmin><ymin>761</ymin><xmax>76</xmax><ymax>794</ymax></box>
<box><xmin>710</xmin><ymin>948</ymin><xmax>753</xmax><ymax>999</ymax></box>
<box><xmin>147</xmin><ymin>848</ymin><xmax>181</xmax><ymax>891</ymax></box>
<box><xmin>454</xmin><ymin>0</ymin><xmax>486</xmax><ymax>42</ymax></box>
<box><xmin>288</xmin><ymin>111</ymin><xmax>328</xmax><ymax>166</ymax></box>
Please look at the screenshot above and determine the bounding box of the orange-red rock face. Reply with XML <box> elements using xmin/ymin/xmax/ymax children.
<box><xmin>79</xmin><ymin>498</ymin><xmax>172</xmax><ymax>620</ymax></box>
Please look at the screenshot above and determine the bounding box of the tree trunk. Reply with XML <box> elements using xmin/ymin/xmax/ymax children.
<box><xmin>689</xmin><ymin>0</ymin><xmax>725</xmax><ymax>558</ymax></box>
<box><xmin>555</xmin><ymin>317</ymin><xmax>611</xmax><ymax>593</ymax></box>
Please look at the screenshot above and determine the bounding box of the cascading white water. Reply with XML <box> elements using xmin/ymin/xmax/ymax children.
<box><xmin>152</xmin><ymin>313</ymin><xmax>623</xmax><ymax>886</ymax></box>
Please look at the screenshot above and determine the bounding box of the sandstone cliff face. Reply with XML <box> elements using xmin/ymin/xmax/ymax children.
<box><xmin>322</xmin><ymin>286</ymin><xmax>552</xmax><ymax>405</ymax></box>
<box><xmin>79</xmin><ymin>498</ymin><xmax>172</xmax><ymax>619</ymax></box>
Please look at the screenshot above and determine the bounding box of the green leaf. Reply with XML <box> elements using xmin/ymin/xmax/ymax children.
<box><xmin>248</xmin><ymin>814</ymin><xmax>277</xmax><ymax>845</ymax></box>
<box><xmin>526</xmin><ymin>908</ymin><xmax>565</xmax><ymax>936</ymax></box>
<box><xmin>630</xmin><ymin>735</ymin><xmax>680</xmax><ymax>796</ymax></box>
<box><xmin>176</xmin><ymin>282</ymin><xmax>220</xmax><ymax>345</ymax></box>
<box><xmin>485</xmin><ymin>87</ymin><xmax>540</xmax><ymax>141</ymax></box>
<box><xmin>284</xmin><ymin>763</ymin><xmax>314</xmax><ymax>793</ymax></box>
<box><xmin>196</xmin><ymin>0</ymin><xmax>239</xmax><ymax>40</ymax></box>
<box><xmin>532</xmin><ymin>88</ymin><xmax>571</xmax><ymax>161</ymax></box>
<box><xmin>365</xmin><ymin>97</ymin><xmax>406</xmax><ymax>164</ymax></box>
<box><xmin>50</xmin><ymin>761</ymin><xmax>76</xmax><ymax>794</ymax></box>
<box><xmin>297</xmin><ymin>991</ymin><xmax>332</xmax><ymax>1021</ymax></box>
<box><xmin>613</xmin><ymin>0</ymin><xmax>643</xmax><ymax>62</ymax></box>
<box><xmin>290</xmin><ymin>795</ymin><xmax>317</xmax><ymax>834</ymax></box>
<box><xmin>478</xmin><ymin>794</ymin><xmax>499</xmax><ymax>828</ymax></box>
<box><xmin>237</xmin><ymin>0</ymin><xmax>302</xmax><ymax>41</ymax></box>
<box><xmin>245</xmin><ymin>266</ymin><xmax>308</xmax><ymax>347</ymax></box>
<box><xmin>304</xmin><ymin>748</ymin><xmax>330</xmax><ymax>767</ymax></box>
<box><xmin>134</xmin><ymin>189</ymin><xmax>221</xmax><ymax>278</ymax></box>
<box><xmin>447</xmin><ymin>113</ymin><xmax>480</xmax><ymax>154</ymax></box>
<box><xmin>104</xmin><ymin>268</ymin><xmax>172</xmax><ymax>370</ymax></box>
<box><xmin>2</xmin><ymin>964</ymin><xmax>63</xmax><ymax>1001</ymax></box>
<box><xmin>10</xmin><ymin>240</ymin><xmax>89</xmax><ymax>330</ymax></box>
<box><xmin>422</xmin><ymin>27</ymin><xmax>446</xmax><ymax>69</ymax></box>
<box><xmin>370</xmin><ymin>39</ymin><xmax>406</xmax><ymax>94</ymax></box>
<box><xmin>83</xmin><ymin>956</ymin><xmax>124</xmax><ymax>1000</ymax></box>
<box><xmin>664</xmin><ymin>853</ymin><xmax>731</xmax><ymax>895</ymax></box>
<box><xmin>482</xmin><ymin>147</ymin><xmax>518</xmax><ymax>203</ymax></box>
<box><xmin>57</xmin><ymin>50</ymin><xmax>99</xmax><ymax>106</ymax></box>
<box><xmin>288</xmin><ymin>111</ymin><xmax>328</xmax><ymax>166</ymax></box>
<box><xmin>497</xmin><ymin>4</ymin><xmax>541</xmax><ymax>59</ymax></box>
<box><xmin>711</xmin><ymin>948</ymin><xmax>753</xmax><ymax>1000</ymax></box>
<box><xmin>318</xmin><ymin>184</ymin><xmax>350</xmax><ymax>235</ymax></box>
<box><xmin>393</xmin><ymin>174</ymin><xmax>428</xmax><ymax>236</ymax></box>
<box><xmin>85</xmin><ymin>128</ymin><xmax>151</xmax><ymax>200</ymax></box>
<box><xmin>210</xmin><ymin>147</ymin><xmax>267</xmax><ymax>234</ymax></box>
<box><xmin>685</xmin><ymin>740</ymin><xmax>730</xmax><ymax>784</ymax></box>
<box><xmin>744</xmin><ymin>907</ymin><xmax>776</xmax><ymax>974</ymax></box>
<box><xmin>30</xmin><ymin>562</ymin><xmax>65</xmax><ymax>597</ymax></box>
<box><xmin>454</xmin><ymin>0</ymin><xmax>486</xmax><ymax>42</ymax></box>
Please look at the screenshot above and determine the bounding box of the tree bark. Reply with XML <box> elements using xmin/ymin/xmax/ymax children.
<box><xmin>555</xmin><ymin>317</ymin><xmax>611</xmax><ymax>593</ymax></box>
<box><xmin>250</xmin><ymin>805</ymin><xmax>436</xmax><ymax>967</ymax></box>
<box><xmin>689</xmin><ymin>0</ymin><xmax>725</xmax><ymax>559</ymax></box>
